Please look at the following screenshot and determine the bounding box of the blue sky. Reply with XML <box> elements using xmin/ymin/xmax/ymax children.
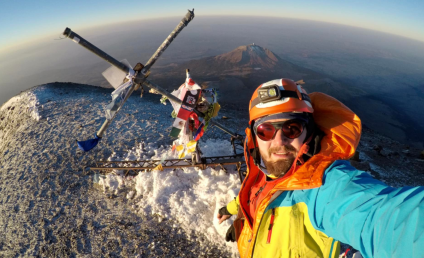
<box><xmin>1</xmin><ymin>0</ymin><xmax>424</xmax><ymax>52</ymax></box>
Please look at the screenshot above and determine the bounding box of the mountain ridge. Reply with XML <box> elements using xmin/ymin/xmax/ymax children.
<box><xmin>150</xmin><ymin>44</ymin><xmax>356</xmax><ymax>104</ymax></box>
<box><xmin>154</xmin><ymin>44</ymin><xmax>306</xmax><ymax>77</ymax></box>
<box><xmin>213</xmin><ymin>44</ymin><xmax>280</xmax><ymax>68</ymax></box>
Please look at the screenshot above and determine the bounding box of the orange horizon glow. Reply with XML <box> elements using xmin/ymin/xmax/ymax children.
<box><xmin>1</xmin><ymin>14</ymin><xmax>424</xmax><ymax>54</ymax></box>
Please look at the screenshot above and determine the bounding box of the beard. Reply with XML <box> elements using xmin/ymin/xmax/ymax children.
<box><xmin>261</xmin><ymin>145</ymin><xmax>297</xmax><ymax>178</ymax></box>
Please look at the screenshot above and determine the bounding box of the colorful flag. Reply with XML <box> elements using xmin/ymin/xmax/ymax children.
<box><xmin>175</xmin><ymin>140</ymin><xmax>197</xmax><ymax>159</ymax></box>
<box><xmin>176</xmin><ymin>144</ymin><xmax>186</xmax><ymax>159</ymax></box>
<box><xmin>153</xmin><ymin>163</ymin><xmax>164</xmax><ymax>171</ymax></box>
<box><xmin>169</xmin><ymin>89</ymin><xmax>200</xmax><ymax>137</ymax></box>
<box><xmin>194</xmin><ymin>122</ymin><xmax>205</xmax><ymax>141</ymax></box>
<box><xmin>186</xmin><ymin>140</ymin><xmax>197</xmax><ymax>154</ymax></box>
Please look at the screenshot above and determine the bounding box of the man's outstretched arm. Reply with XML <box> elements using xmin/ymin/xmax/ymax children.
<box><xmin>313</xmin><ymin>160</ymin><xmax>424</xmax><ymax>258</ymax></box>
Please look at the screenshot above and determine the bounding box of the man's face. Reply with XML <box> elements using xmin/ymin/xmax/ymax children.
<box><xmin>256</xmin><ymin>119</ymin><xmax>307</xmax><ymax>178</ymax></box>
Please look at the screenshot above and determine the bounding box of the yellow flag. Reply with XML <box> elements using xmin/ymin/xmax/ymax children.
<box><xmin>153</xmin><ymin>163</ymin><xmax>163</xmax><ymax>171</ymax></box>
<box><xmin>212</xmin><ymin>103</ymin><xmax>221</xmax><ymax>118</ymax></box>
<box><xmin>176</xmin><ymin>144</ymin><xmax>186</xmax><ymax>159</ymax></box>
<box><xmin>186</xmin><ymin>140</ymin><xmax>197</xmax><ymax>154</ymax></box>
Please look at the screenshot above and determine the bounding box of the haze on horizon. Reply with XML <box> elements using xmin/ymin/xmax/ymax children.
<box><xmin>1</xmin><ymin>2</ymin><xmax>424</xmax><ymax>148</ymax></box>
<box><xmin>1</xmin><ymin>0</ymin><xmax>424</xmax><ymax>51</ymax></box>
<box><xmin>2</xmin><ymin>15</ymin><xmax>424</xmax><ymax>101</ymax></box>
<box><xmin>2</xmin><ymin>1</ymin><xmax>424</xmax><ymax>99</ymax></box>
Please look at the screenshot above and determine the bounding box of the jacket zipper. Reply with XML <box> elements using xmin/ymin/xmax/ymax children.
<box><xmin>248</xmin><ymin>183</ymin><xmax>267</xmax><ymax>207</ymax></box>
<box><xmin>266</xmin><ymin>208</ymin><xmax>275</xmax><ymax>244</ymax></box>
<box><xmin>248</xmin><ymin>204</ymin><xmax>267</xmax><ymax>258</ymax></box>
<box><xmin>249</xmin><ymin>191</ymin><xmax>283</xmax><ymax>257</ymax></box>
<box><xmin>243</xmin><ymin>172</ymin><xmax>260</xmax><ymax>227</ymax></box>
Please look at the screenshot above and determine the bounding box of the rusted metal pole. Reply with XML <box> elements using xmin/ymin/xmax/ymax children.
<box><xmin>63</xmin><ymin>9</ymin><xmax>195</xmax><ymax>138</ymax></box>
<box><xmin>90</xmin><ymin>160</ymin><xmax>242</xmax><ymax>172</ymax></box>
<box><xmin>63</xmin><ymin>28</ymin><xmax>130</xmax><ymax>74</ymax></box>
<box><xmin>97</xmin><ymin>9</ymin><xmax>195</xmax><ymax>138</ymax></box>
<box><xmin>136</xmin><ymin>10</ymin><xmax>195</xmax><ymax>75</ymax></box>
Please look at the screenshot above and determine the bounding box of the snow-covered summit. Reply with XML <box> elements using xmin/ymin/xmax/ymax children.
<box><xmin>1</xmin><ymin>82</ymin><xmax>423</xmax><ymax>257</ymax></box>
<box><xmin>0</xmin><ymin>82</ymin><xmax>245</xmax><ymax>257</ymax></box>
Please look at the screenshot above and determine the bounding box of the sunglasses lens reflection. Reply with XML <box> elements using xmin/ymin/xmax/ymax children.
<box><xmin>256</xmin><ymin>120</ymin><xmax>304</xmax><ymax>141</ymax></box>
<box><xmin>282</xmin><ymin>121</ymin><xmax>303</xmax><ymax>139</ymax></box>
<box><xmin>257</xmin><ymin>123</ymin><xmax>276</xmax><ymax>141</ymax></box>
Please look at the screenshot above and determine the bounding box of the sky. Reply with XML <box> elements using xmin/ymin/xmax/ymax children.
<box><xmin>1</xmin><ymin>0</ymin><xmax>424</xmax><ymax>52</ymax></box>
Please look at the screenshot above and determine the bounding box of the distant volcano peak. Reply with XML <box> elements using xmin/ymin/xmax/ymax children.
<box><xmin>152</xmin><ymin>44</ymin><xmax>297</xmax><ymax>79</ymax></box>
<box><xmin>237</xmin><ymin>43</ymin><xmax>264</xmax><ymax>52</ymax></box>
<box><xmin>214</xmin><ymin>44</ymin><xmax>280</xmax><ymax>68</ymax></box>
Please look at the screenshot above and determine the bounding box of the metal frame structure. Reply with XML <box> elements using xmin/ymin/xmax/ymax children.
<box><xmin>90</xmin><ymin>136</ymin><xmax>247</xmax><ymax>182</ymax></box>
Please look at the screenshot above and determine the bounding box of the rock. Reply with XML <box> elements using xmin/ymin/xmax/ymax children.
<box><xmin>380</xmin><ymin>149</ymin><xmax>393</xmax><ymax>157</ymax></box>
<box><xmin>350</xmin><ymin>160</ymin><xmax>371</xmax><ymax>171</ymax></box>
<box><xmin>350</xmin><ymin>151</ymin><xmax>360</xmax><ymax>161</ymax></box>
<box><xmin>373</xmin><ymin>145</ymin><xmax>382</xmax><ymax>153</ymax></box>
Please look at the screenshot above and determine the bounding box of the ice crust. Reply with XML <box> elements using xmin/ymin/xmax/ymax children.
<box><xmin>99</xmin><ymin>138</ymin><xmax>241</xmax><ymax>256</ymax></box>
<box><xmin>1</xmin><ymin>91</ymin><xmax>41</xmax><ymax>121</ymax></box>
<box><xmin>1</xmin><ymin>83</ymin><xmax>248</xmax><ymax>257</ymax></box>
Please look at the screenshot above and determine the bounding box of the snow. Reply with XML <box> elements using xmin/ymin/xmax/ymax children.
<box><xmin>26</xmin><ymin>92</ymin><xmax>42</xmax><ymax>121</ymax></box>
<box><xmin>1</xmin><ymin>82</ymin><xmax>248</xmax><ymax>256</ymax></box>
<box><xmin>98</xmin><ymin>138</ymin><xmax>241</xmax><ymax>256</ymax></box>
<box><xmin>0</xmin><ymin>95</ymin><xmax>21</xmax><ymax>111</ymax></box>
<box><xmin>0</xmin><ymin>91</ymin><xmax>41</xmax><ymax>121</ymax></box>
<box><xmin>249</xmin><ymin>44</ymin><xmax>263</xmax><ymax>53</ymax></box>
<box><xmin>6</xmin><ymin>82</ymin><xmax>419</xmax><ymax>257</ymax></box>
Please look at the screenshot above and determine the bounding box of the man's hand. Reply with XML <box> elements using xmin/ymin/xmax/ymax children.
<box><xmin>217</xmin><ymin>206</ymin><xmax>237</xmax><ymax>242</ymax></box>
<box><xmin>217</xmin><ymin>206</ymin><xmax>232</xmax><ymax>224</ymax></box>
<box><xmin>217</xmin><ymin>213</ymin><xmax>231</xmax><ymax>224</ymax></box>
<box><xmin>225</xmin><ymin>224</ymin><xmax>236</xmax><ymax>242</ymax></box>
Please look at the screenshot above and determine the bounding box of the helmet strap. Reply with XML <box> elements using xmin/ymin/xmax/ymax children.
<box><xmin>249</xmin><ymin>121</ymin><xmax>261</xmax><ymax>166</ymax></box>
<box><xmin>287</xmin><ymin>134</ymin><xmax>314</xmax><ymax>173</ymax></box>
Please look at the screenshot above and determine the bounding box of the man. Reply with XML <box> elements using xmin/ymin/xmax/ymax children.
<box><xmin>217</xmin><ymin>78</ymin><xmax>424</xmax><ymax>258</ymax></box>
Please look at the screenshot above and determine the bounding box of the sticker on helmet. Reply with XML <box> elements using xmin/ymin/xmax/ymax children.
<box><xmin>255</xmin><ymin>98</ymin><xmax>290</xmax><ymax>108</ymax></box>
<box><xmin>262</xmin><ymin>79</ymin><xmax>283</xmax><ymax>88</ymax></box>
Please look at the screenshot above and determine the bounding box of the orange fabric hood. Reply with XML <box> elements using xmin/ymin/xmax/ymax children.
<box><xmin>242</xmin><ymin>92</ymin><xmax>362</xmax><ymax>191</ymax></box>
